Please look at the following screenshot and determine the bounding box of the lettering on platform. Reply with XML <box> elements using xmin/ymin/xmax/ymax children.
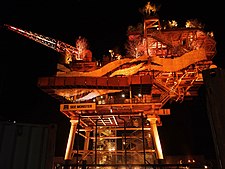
<box><xmin>60</xmin><ymin>103</ymin><xmax>96</xmax><ymax>111</ymax></box>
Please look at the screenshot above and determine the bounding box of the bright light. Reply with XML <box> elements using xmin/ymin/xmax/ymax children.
<box><xmin>121</xmin><ymin>94</ymin><xmax>125</xmax><ymax>98</ymax></box>
<box><xmin>108</xmin><ymin>147</ymin><xmax>115</xmax><ymax>151</ymax></box>
<box><xmin>169</xmin><ymin>20</ymin><xmax>178</xmax><ymax>27</ymax></box>
<box><xmin>204</xmin><ymin>165</ymin><xmax>208</xmax><ymax>168</ymax></box>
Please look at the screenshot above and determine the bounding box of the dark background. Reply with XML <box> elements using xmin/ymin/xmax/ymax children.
<box><xmin>0</xmin><ymin>0</ymin><xmax>224</xmax><ymax>159</ymax></box>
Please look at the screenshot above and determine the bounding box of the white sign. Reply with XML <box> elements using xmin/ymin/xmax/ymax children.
<box><xmin>60</xmin><ymin>103</ymin><xmax>96</xmax><ymax>111</ymax></box>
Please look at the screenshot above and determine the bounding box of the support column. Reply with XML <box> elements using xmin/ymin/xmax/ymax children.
<box><xmin>64</xmin><ymin>117</ymin><xmax>79</xmax><ymax>160</ymax></box>
<box><xmin>82</xmin><ymin>127</ymin><xmax>91</xmax><ymax>160</ymax></box>
<box><xmin>129</xmin><ymin>86</ymin><xmax>132</xmax><ymax>104</ymax></box>
<box><xmin>147</xmin><ymin>116</ymin><xmax>164</xmax><ymax>160</ymax></box>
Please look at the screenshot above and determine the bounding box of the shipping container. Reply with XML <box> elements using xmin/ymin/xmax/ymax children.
<box><xmin>0</xmin><ymin>121</ymin><xmax>57</xmax><ymax>169</ymax></box>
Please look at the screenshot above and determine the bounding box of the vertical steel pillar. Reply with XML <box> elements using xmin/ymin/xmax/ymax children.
<box><xmin>118</xmin><ymin>116</ymin><xmax>127</xmax><ymax>166</ymax></box>
<box><xmin>94</xmin><ymin>119</ymin><xmax>99</xmax><ymax>166</ymax></box>
<box><xmin>147</xmin><ymin>116</ymin><xmax>164</xmax><ymax>160</ymax></box>
<box><xmin>141</xmin><ymin>114</ymin><xmax>147</xmax><ymax>168</ymax></box>
<box><xmin>64</xmin><ymin>117</ymin><xmax>79</xmax><ymax>160</ymax></box>
<box><xmin>83</xmin><ymin>127</ymin><xmax>91</xmax><ymax>159</ymax></box>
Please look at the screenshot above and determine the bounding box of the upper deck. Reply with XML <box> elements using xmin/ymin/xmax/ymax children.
<box><xmin>37</xmin><ymin>17</ymin><xmax>216</xmax><ymax>125</ymax></box>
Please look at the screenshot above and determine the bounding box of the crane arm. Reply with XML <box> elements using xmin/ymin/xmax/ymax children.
<box><xmin>4</xmin><ymin>24</ymin><xmax>78</xmax><ymax>58</ymax></box>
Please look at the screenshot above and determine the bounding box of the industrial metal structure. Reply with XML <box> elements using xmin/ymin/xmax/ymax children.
<box><xmin>4</xmin><ymin>2</ymin><xmax>216</xmax><ymax>168</ymax></box>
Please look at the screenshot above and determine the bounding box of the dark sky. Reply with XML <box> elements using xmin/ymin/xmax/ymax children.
<box><xmin>0</xmin><ymin>0</ymin><xmax>224</xmax><ymax>158</ymax></box>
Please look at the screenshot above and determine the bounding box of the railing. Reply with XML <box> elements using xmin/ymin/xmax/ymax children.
<box><xmin>97</xmin><ymin>96</ymin><xmax>162</xmax><ymax>105</ymax></box>
<box><xmin>53</xmin><ymin>163</ymin><xmax>191</xmax><ymax>169</ymax></box>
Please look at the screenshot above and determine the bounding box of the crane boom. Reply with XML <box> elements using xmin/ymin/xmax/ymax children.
<box><xmin>4</xmin><ymin>24</ymin><xmax>78</xmax><ymax>59</ymax></box>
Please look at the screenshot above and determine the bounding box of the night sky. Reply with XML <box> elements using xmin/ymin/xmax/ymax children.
<box><xmin>1</xmin><ymin>0</ymin><xmax>224</xmax><ymax>159</ymax></box>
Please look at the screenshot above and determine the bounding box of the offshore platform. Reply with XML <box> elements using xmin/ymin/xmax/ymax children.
<box><xmin>4</xmin><ymin>2</ymin><xmax>216</xmax><ymax>168</ymax></box>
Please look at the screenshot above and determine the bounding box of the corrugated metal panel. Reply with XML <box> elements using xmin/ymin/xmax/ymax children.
<box><xmin>141</xmin><ymin>75</ymin><xmax>152</xmax><ymax>84</ymax></box>
<box><xmin>130</xmin><ymin>75</ymin><xmax>141</xmax><ymax>84</ymax></box>
<box><xmin>96</xmin><ymin>77</ymin><xmax>108</xmax><ymax>87</ymax></box>
<box><xmin>38</xmin><ymin>77</ymin><xmax>49</xmax><ymax>87</ymax></box>
<box><xmin>65</xmin><ymin>77</ymin><xmax>75</xmax><ymax>86</ymax></box>
<box><xmin>0</xmin><ymin>122</ymin><xmax>56</xmax><ymax>169</ymax></box>
<box><xmin>117</xmin><ymin>77</ymin><xmax>128</xmax><ymax>87</ymax></box>
<box><xmin>74</xmin><ymin>77</ymin><xmax>86</xmax><ymax>86</ymax></box>
<box><xmin>55</xmin><ymin>77</ymin><xmax>65</xmax><ymax>86</ymax></box>
<box><xmin>108</xmin><ymin>77</ymin><xmax>119</xmax><ymax>86</ymax></box>
<box><xmin>85</xmin><ymin>77</ymin><xmax>97</xmax><ymax>86</ymax></box>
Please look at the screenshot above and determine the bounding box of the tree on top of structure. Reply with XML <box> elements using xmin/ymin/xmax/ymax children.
<box><xmin>139</xmin><ymin>1</ymin><xmax>161</xmax><ymax>17</ymax></box>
